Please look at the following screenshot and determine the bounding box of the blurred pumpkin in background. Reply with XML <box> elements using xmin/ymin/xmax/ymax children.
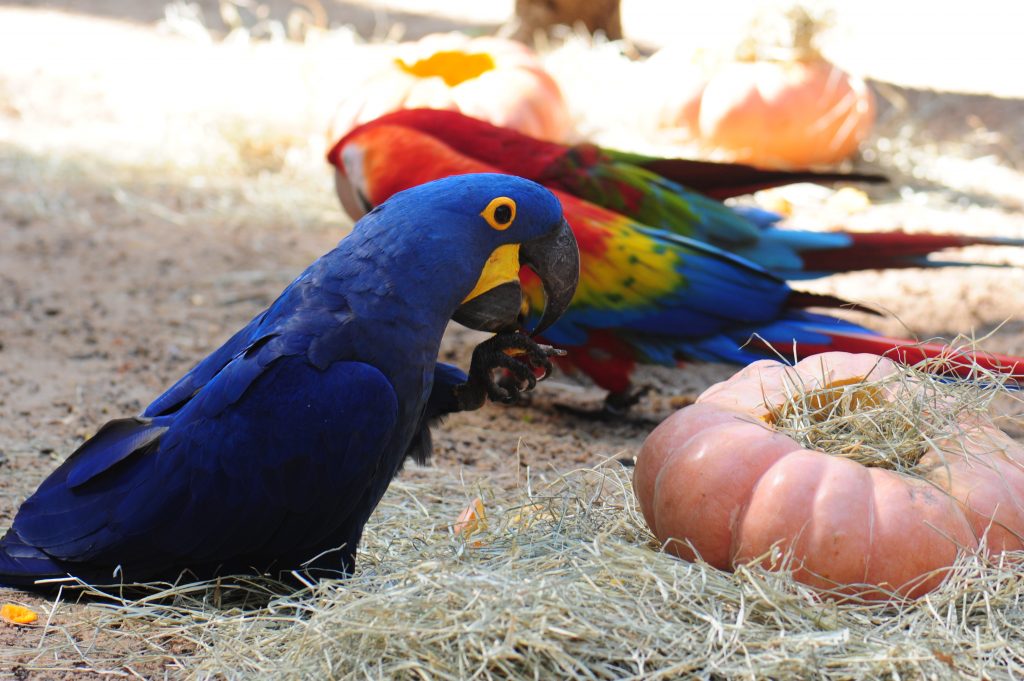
<box><xmin>652</xmin><ymin>7</ymin><xmax>875</xmax><ymax>168</ymax></box>
<box><xmin>329</xmin><ymin>33</ymin><xmax>571</xmax><ymax>142</ymax></box>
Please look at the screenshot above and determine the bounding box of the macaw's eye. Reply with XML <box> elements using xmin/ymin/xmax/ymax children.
<box><xmin>480</xmin><ymin>196</ymin><xmax>517</xmax><ymax>231</ymax></box>
<box><xmin>494</xmin><ymin>204</ymin><xmax>512</xmax><ymax>224</ymax></box>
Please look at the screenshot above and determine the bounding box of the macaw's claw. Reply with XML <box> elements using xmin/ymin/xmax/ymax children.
<box><xmin>455</xmin><ymin>332</ymin><xmax>565</xmax><ymax>411</ymax></box>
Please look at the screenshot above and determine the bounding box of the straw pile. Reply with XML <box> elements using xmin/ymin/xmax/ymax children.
<box><xmin>771</xmin><ymin>345</ymin><xmax>1019</xmax><ymax>474</ymax></box>
<box><xmin>6</xmin><ymin>451</ymin><xmax>1021</xmax><ymax>679</ymax></box>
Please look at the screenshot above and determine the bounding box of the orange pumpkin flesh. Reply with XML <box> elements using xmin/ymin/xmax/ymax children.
<box><xmin>395</xmin><ymin>51</ymin><xmax>497</xmax><ymax>87</ymax></box>
<box><xmin>635</xmin><ymin>352</ymin><xmax>1024</xmax><ymax>600</ymax></box>
<box><xmin>0</xmin><ymin>603</ymin><xmax>37</xmax><ymax>625</ymax></box>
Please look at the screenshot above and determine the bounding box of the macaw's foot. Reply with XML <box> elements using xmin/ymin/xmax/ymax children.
<box><xmin>454</xmin><ymin>332</ymin><xmax>566</xmax><ymax>411</ymax></box>
<box><xmin>554</xmin><ymin>385</ymin><xmax>653</xmax><ymax>421</ymax></box>
<box><xmin>603</xmin><ymin>385</ymin><xmax>653</xmax><ymax>416</ymax></box>
<box><xmin>495</xmin><ymin>373</ymin><xmax>536</xmax><ymax>407</ymax></box>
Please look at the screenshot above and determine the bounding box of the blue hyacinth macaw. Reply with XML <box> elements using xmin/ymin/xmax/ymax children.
<box><xmin>0</xmin><ymin>173</ymin><xmax>579</xmax><ymax>587</ymax></box>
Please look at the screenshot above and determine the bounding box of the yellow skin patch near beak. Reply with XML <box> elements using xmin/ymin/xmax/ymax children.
<box><xmin>462</xmin><ymin>243</ymin><xmax>521</xmax><ymax>303</ymax></box>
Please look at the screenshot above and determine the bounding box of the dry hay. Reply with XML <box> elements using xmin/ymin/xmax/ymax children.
<box><xmin>12</xmin><ymin>347</ymin><xmax>1024</xmax><ymax>678</ymax></box>
<box><xmin>3</xmin><ymin>451</ymin><xmax>1021</xmax><ymax>679</ymax></box>
<box><xmin>770</xmin><ymin>338</ymin><xmax>1022</xmax><ymax>474</ymax></box>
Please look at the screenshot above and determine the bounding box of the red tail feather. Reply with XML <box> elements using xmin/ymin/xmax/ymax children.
<box><xmin>798</xmin><ymin>231</ymin><xmax>1023</xmax><ymax>273</ymax></box>
<box><xmin>767</xmin><ymin>330</ymin><xmax>1024</xmax><ymax>382</ymax></box>
<box><xmin>638</xmin><ymin>158</ymin><xmax>887</xmax><ymax>199</ymax></box>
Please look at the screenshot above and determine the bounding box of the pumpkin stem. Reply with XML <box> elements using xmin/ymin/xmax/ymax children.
<box><xmin>735</xmin><ymin>3</ymin><xmax>831</xmax><ymax>63</ymax></box>
<box><xmin>396</xmin><ymin>51</ymin><xmax>496</xmax><ymax>87</ymax></box>
<box><xmin>788</xmin><ymin>5</ymin><xmax>821</xmax><ymax>56</ymax></box>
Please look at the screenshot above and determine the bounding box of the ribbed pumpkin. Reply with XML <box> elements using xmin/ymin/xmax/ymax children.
<box><xmin>328</xmin><ymin>33</ymin><xmax>571</xmax><ymax>143</ymax></box>
<box><xmin>652</xmin><ymin>9</ymin><xmax>875</xmax><ymax>168</ymax></box>
<box><xmin>635</xmin><ymin>352</ymin><xmax>1024</xmax><ymax>600</ymax></box>
<box><xmin>693</xmin><ymin>59</ymin><xmax>875</xmax><ymax>168</ymax></box>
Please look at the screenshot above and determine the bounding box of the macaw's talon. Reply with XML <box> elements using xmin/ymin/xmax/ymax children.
<box><xmin>494</xmin><ymin>368</ymin><xmax>548</xmax><ymax>406</ymax></box>
<box><xmin>496</xmin><ymin>337</ymin><xmax>563</xmax><ymax>381</ymax></box>
<box><xmin>455</xmin><ymin>332</ymin><xmax>562</xmax><ymax>411</ymax></box>
<box><xmin>533</xmin><ymin>343</ymin><xmax>568</xmax><ymax>361</ymax></box>
<box><xmin>493</xmin><ymin>335</ymin><xmax>565</xmax><ymax>383</ymax></box>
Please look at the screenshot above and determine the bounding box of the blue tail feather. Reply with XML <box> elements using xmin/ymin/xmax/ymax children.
<box><xmin>0</xmin><ymin>532</ymin><xmax>68</xmax><ymax>586</ymax></box>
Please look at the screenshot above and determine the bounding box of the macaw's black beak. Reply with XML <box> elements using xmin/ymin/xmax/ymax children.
<box><xmin>453</xmin><ymin>218</ymin><xmax>579</xmax><ymax>336</ymax></box>
<box><xmin>333</xmin><ymin>171</ymin><xmax>374</xmax><ymax>222</ymax></box>
<box><xmin>519</xmin><ymin>218</ymin><xmax>578</xmax><ymax>336</ymax></box>
<box><xmin>452</xmin><ymin>280</ymin><xmax>525</xmax><ymax>333</ymax></box>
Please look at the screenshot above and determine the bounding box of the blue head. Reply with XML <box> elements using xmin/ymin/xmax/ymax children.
<box><xmin>347</xmin><ymin>173</ymin><xmax>579</xmax><ymax>335</ymax></box>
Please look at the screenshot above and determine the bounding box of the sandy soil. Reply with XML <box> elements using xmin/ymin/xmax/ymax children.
<box><xmin>1</xmin><ymin>1</ymin><xmax>1024</xmax><ymax>676</ymax></box>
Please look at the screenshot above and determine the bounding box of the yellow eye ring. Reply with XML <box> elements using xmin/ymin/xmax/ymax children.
<box><xmin>480</xmin><ymin>196</ymin><xmax>516</xmax><ymax>230</ymax></box>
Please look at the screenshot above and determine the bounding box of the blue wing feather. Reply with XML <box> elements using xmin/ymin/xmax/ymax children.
<box><xmin>529</xmin><ymin>216</ymin><xmax>869</xmax><ymax>373</ymax></box>
<box><xmin>144</xmin><ymin>311</ymin><xmax>272</xmax><ymax>418</ymax></box>
<box><xmin>538</xmin><ymin>225</ymin><xmax>792</xmax><ymax>350</ymax></box>
<box><xmin>142</xmin><ymin>264</ymin><xmax>339</xmax><ymax>419</ymax></box>
<box><xmin>6</xmin><ymin>356</ymin><xmax>399</xmax><ymax>582</ymax></box>
<box><xmin>64</xmin><ymin>418</ymin><xmax>168</xmax><ymax>488</ymax></box>
<box><xmin>401</xmin><ymin>362</ymin><xmax>467</xmax><ymax>467</ymax></box>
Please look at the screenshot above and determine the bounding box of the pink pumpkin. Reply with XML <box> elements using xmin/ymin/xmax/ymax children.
<box><xmin>635</xmin><ymin>352</ymin><xmax>1024</xmax><ymax>600</ymax></box>
<box><xmin>329</xmin><ymin>33</ymin><xmax>570</xmax><ymax>143</ymax></box>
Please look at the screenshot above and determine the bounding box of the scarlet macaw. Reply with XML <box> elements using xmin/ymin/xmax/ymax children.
<box><xmin>328</xmin><ymin>121</ymin><xmax>1024</xmax><ymax>413</ymax></box>
<box><xmin>0</xmin><ymin>174</ymin><xmax>579</xmax><ymax>586</ymax></box>
<box><xmin>328</xmin><ymin>109</ymin><xmax>1023</xmax><ymax>280</ymax></box>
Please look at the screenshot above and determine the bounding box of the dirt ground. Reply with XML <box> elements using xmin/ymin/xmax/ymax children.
<box><xmin>1</xmin><ymin>1</ymin><xmax>1024</xmax><ymax>677</ymax></box>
